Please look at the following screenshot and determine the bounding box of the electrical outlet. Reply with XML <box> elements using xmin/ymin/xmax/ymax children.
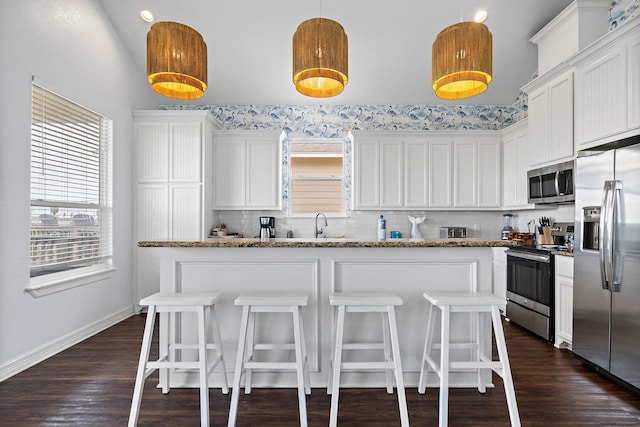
<box><xmin>253</xmin><ymin>224</ymin><xmax>259</xmax><ymax>231</ymax></box>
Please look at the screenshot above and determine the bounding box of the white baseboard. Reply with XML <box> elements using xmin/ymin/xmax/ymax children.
<box><xmin>0</xmin><ymin>305</ymin><xmax>134</xmax><ymax>382</ymax></box>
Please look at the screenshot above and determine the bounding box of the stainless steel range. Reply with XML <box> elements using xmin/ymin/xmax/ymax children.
<box><xmin>505</xmin><ymin>222</ymin><xmax>574</xmax><ymax>342</ymax></box>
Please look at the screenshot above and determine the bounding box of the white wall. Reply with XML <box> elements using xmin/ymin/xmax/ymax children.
<box><xmin>0</xmin><ymin>0</ymin><xmax>158</xmax><ymax>379</ymax></box>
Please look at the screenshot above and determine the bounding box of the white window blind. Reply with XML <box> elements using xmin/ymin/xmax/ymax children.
<box><xmin>289</xmin><ymin>141</ymin><xmax>344</xmax><ymax>215</ymax></box>
<box><xmin>30</xmin><ymin>83</ymin><xmax>113</xmax><ymax>279</ymax></box>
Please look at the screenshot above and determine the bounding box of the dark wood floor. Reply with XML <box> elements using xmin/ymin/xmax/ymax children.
<box><xmin>2</xmin><ymin>314</ymin><xmax>640</xmax><ymax>426</ymax></box>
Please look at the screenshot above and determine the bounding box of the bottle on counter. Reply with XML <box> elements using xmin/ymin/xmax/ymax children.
<box><xmin>287</xmin><ymin>227</ymin><xmax>294</xmax><ymax>238</ymax></box>
<box><xmin>377</xmin><ymin>215</ymin><xmax>386</xmax><ymax>241</ymax></box>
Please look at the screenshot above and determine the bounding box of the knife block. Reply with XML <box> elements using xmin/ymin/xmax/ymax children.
<box><xmin>539</xmin><ymin>226</ymin><xmax>554</xmax><ymax>245</ymax></box>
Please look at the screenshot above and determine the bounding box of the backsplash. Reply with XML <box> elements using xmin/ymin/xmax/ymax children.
<box><xmin>215</xmin><ymin>204</ymin><xmax>575</xmax><ymax>241</ymax></box>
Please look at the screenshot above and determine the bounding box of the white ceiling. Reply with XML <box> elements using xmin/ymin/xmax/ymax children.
<box><xmin>98</xmin><ymin>0</ymin><xmax>575</xmax><ymax>106</ymax></box>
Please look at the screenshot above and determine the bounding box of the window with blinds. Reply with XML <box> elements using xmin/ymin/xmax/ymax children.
<box><xmin>30</xmin><ymin>83</ymin><xmax>113</xmax><ymax>280</ymax></box>
<box><xmin>289</xmin><ymin>141</ymin><xmax>344</xmax><ymax>215</ymax></box>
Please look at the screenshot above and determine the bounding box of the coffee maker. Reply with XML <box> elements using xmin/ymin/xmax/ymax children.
<box><xmin>259</xmin><ymin>216</ymin><xmax>275</xmax><ymax>239</ymax></box>
<box><xmin>501</xmin><ymin>214</ymin><xmax>514</xmax><ymax>240</ymax></box>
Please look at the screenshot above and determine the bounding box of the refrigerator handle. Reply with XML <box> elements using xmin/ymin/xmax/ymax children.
<box><xmin>611</xmin><ymin>180</ymin><xmax>623</xmax><ymax>292</ymax></box>
<box><xmin>599</xmin><ymin>181</ymin><xmax>613</xmax><ymax>290</ymax></box>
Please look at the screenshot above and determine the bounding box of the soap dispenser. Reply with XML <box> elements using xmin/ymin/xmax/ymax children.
<box><xmin>377</xmin><ymin>215</ymin><xmax>386</xmax><ymax>241</ymax></box>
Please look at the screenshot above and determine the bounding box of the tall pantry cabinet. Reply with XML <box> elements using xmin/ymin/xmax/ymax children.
<box><xmin>133</xmin><ymin>110</ymin><xmax>217</xmax><ymax>302</ymax></box>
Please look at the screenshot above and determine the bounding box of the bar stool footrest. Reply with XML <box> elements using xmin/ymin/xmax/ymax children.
<box><xmin>340</xmin><ymin>361</ymin><xmax>396</xmax><ymax>370</ymax></box>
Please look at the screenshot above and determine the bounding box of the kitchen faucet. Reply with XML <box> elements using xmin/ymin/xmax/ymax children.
<box><xmin>315</xmin><ymin>213</ymin><xmax>328</xmax><ymax>239</ymax></box>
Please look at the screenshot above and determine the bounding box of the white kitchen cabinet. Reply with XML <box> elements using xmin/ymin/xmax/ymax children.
<box><xmin>404</xmin><ymin>139</ymin><xmax>430</xmax><ymax>207</ymax></box>
<box><xmin>492</xmin><ymin>247</ymin><xmax>507</xmax><ymax>315</ymax></box>
<box><xmin>629</xmin><ymin>31</ymin><xmax>640</xmax><ymax>132</ymax></box>
<box><xmin>554</xmin><ymin>254</ymin><xmax>574</xmax><ymax>349</ymax></box>
<box><xmin>353</xmin><ymin>132</ymin><xmax>502</xmax><ymax>210</ymax></box>
<box><xmin>502</xmin><ymin>120</ymin><xmax>534</xmax><ymax>209</ymax></box>
<box><xmin>454</xmin><ymin>138</ymin><xmax>501</xmax><ymax>208</ymax></box>
<box><xmin>571</xmin><ymin>21</ymin><xmax>640</xmax><ymax>149</ymax></box>
<box><xmin>428</xmin><ymin>139</ymin><xmax>453</xmax><ymax>208</ymax></box>
<box><xmin>133</xmin><ymin>110</ymin><xmax>216</xmax><ymax>301</ymax></box>
<box><xmin>453</xmin><ymin>140</ymin><xmax>477</xmax><ymax>207</ymax></box>
<box><xmin>353</xmin><ymin>136</ymin><xmax>403</xmax><ymax>209</ymax></box>
<box><xmin>405</xmin><ymin>137</ymin><xmax>453</xmax><ymax>208</ymax></box>
<box><xmin>213</xmin><ymin>130</ymin><xmax>282</xmax><ymax>210</ymax></box>
<box><xmin>478</xmin><ymin>140</ymin><xmax>502</xmax><ymax>207</ymax></box>
<box><xmin>524</xmin><ymin>69</ymin><xmax>574</xmax><ymax>167</ymax></box>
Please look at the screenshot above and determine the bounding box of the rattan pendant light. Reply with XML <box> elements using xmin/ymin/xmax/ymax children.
<box><xmin>432</xmin><ymin>21</ymin><xmax>492</xmax><ymax>100</ymax></box>
<box><xmin>292</xmin><ymin>18</ymin><xmax>348</xmax><ymax>98</ymax></box>
<box><xmin>147</xmin><ymin>21</ymin><xmax>208</xmax><ymax>100</ymax></box>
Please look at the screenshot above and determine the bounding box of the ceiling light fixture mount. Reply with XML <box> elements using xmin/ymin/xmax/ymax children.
<box><xmin>292</xmin><ymin>18</ymin><xmax>348</xmax><ymax>98</ymax></box>
<box><xmin>432</xmin><ymin>21</ymin><xmax>492</xmax><ymax>100</ymax></box>
<box><xmin>140</xmin><ymin>10</ymin><xmax>154</xmax><ymax>23</ymax></box>
<box><xmin>474</xmin><ymin>10</ymin><xmax>488</xmax><ymax>22</ymax></box>
<box><xmin>146</xmin><ymin>21</ymin><xmax>208</xmax><ymax>100</ymax></box>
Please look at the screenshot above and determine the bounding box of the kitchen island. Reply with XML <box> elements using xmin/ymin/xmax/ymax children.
<box><xmin>139</xmin><ymin>238</ymin><xmax>516</xmax><ymax>390</ymax></box>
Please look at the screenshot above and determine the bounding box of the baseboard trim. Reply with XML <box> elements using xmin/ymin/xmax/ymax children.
<box><xmin>0</xmin><ymin>306</ymin><xmax>134</xmax><ymax>382</ymax></box>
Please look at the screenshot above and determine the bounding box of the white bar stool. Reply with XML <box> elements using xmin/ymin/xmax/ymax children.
<box><xmin>128</xmin><ymin>292</ymin><xmax>229</xmax><ymax>427</ymax></box>
<box><xmin>418</xmin><ymin>292</ymin><xmax>520</xmax><ymax>427</ymax></box>
<box><xmin>227</xmin><ymin>292</ymin><xmax>311</xmax><ymax>427</ymax></box>
<box><xmin>328</xmin><ymin>292</ymin><xmax>409</xmax><ymax>427</ymax></box>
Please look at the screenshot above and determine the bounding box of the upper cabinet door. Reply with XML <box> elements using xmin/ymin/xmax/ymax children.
<box><xmin>528</xmin><ymin>88</ymin><xmax>550</xmax><ymax>167</ymax></box>
<box><xmin>213</xmin><ymin>131</ymin><xmax>282</xmax><ymax>210</ymax></box>
<box><xmin>503</xmin><ymin>136</ymin><xmax>517</xmax><ymax>208</ymax></box>
<box><xmin>380</xmin><ymin>141</ymin><xmax>403</xmax><ymax>208</ymax></box>
<box><xmin>353</xmin><ymin>137</ymin><xmax>403</xmax><ymax>209</ymax></box>
<box><xmin>170</xmin><ymin>122</ymin><xmax>202</xmax><ymax>183</ymax></box>
<box><xmin>136</xmin><ymin>122</ymin><xmax>169</xmax><ymax>183</ymax></box>
<box><xmin>214</xmin><ymin>139</ymin><xmax>246</xmax><ymax>208</ymax></box>
<box><xmin>627</xmin><ymin>31</ymin><xmax>640</xmax><ymax>132</ymax></box>
<box><xmin>453</xmin><ymin>138</ymin><xmax>501</xmax><ymax>208</ymax></box>
<box><xmin>503</xmin><ymin>120</ymin><xmax>533</xmax><ymax>209</ymax></box>
<box><xmin>477</xmin><ymin>140</ymin><xmax>501</xmax><ymax>208</ymax></box>
<box><xmin>404</xmin><ymin>140</ymin><xmax>429</xmax><ymax>208</ymax></box>
<box><xmin>527</xmin><ymin>70</ymin><xmax>574</xmax><ymax>167</ymax></box>
<box><xmin>453</xmin><ymin>140</ymin><xmax>478</xmax><ymax>208</ymax></box>
<box><xmin>428</xmin><ymin>139</ymin><xmax>453</xmax><ymax>208</ymax></box>
<box><xmin>548</xmin><ymin>73</ymin><xmax>574</xmax><ymax>161</ymax></box>
<box><xmin>570</xmin><ymin>22</ymin><xmax>640</xmax><ymax>149</ymax></box>
<box><xmin>575</xmin><ymin>47</ymin><xmax>626</xmax><ymax>147</ymax></box>
<box><xmin>246</xmin><ymin>140</ymin><xmax>281</xmax><ymax>209</ymax></box>
<box><xmin>353</xmin><ymin>139</ymin><xmax>380</xmax><ymax>208</ymax></box>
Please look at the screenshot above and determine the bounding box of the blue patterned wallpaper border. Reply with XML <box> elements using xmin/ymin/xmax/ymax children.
<box><xmin>160</xmin><ymin>93</ymin><xmax>528</xmax><ymax>138</ymax></box>
<box><xmin>610</xmin><ymin>0</ymin><xmax>639</xmax><ymax>29</ymax></box>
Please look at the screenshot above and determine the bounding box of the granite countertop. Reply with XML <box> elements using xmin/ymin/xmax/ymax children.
<box><xmin>552</xmin><ymin>250</ymin><xmax>574</xmax><ymax>257</ymax></box>
<box><xmin>138</xmin><ymin>238</ymin><xmax>518</xmax><ymax>248</ymax></box>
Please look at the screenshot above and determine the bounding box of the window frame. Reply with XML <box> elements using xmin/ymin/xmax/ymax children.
<box><xmin>285</xmin><ymin>136</ymin><xmax>352</xmax><ymax>218</ymax></box>
<box><xmin>27</xmin><ymin>80</ymin><xmax>114</xmax><ymax>297</ymax></box>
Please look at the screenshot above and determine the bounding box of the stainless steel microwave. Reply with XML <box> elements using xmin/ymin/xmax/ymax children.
<box><xmin>527</xmin><ymin>160</ymin><xmax>575</xmax><ymax>204</ymax></box>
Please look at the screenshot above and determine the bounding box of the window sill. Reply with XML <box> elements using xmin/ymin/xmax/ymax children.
<box><xmin>26</xmin><ymin>265</ymin><xmax>116</xmax><ymax>298</ymax></box>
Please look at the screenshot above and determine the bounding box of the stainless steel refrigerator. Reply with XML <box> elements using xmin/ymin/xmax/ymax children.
<box><xmin>574</xmin><ymin>141</ymin><xmax>640</xmax><ymax>391</ymax></box>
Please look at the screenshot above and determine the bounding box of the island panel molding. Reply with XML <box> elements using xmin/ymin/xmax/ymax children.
<box><xmin>158</xmin><ymin>256</ymin><xmax>320</xmax><ymax>389</ymax></box>
<box><xmin>153</xmin><ymin>245</ymin><xmax>496</xmax><ymax>389</ymax></box>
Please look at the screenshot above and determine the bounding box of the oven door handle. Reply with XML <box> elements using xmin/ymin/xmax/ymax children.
<box><xmin>506</xmin><ymin>250</ymin><xmax>550</xmax><ymax>263</ymax></box>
